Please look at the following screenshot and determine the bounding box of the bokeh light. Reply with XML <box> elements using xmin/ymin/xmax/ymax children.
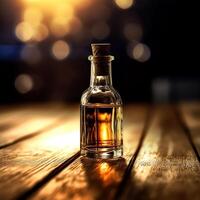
<box><xmin>15</xmin><ymin>74</ymin><xmax>34</xmax><ymax>94</ymax></box>
<box><xmin>33</xmin><ymin>24</ymin><xmax>49</xmax><ymax>41</ymax></box>
<box><xmin>127</xmin><ymin>42</ymin><xmax>151</xmax><ymax>62</ymax></box>
<box><xmin>52</xmin><ymin>40</ymin><xmax>70</xmax><ymax>60</ymax></box>
<box><xmin>91</xmin><ymin>21</ymin><xmax>110</xmax><ymax>40</ymax></box>
<box><xmin>15</xmin><ymin>22</ymin><xmax>48</xmax><ymax>42</ymax></box>
<box><xmin>132</xmin><ymin>43</ymin><xmax>151</xmax><ymax>62</ymax></box>
<box><xmin>15</xmin><ymin>22</ymin><xmax>34</xmax><ymax>42</ymax></box>
<box><xmin>22</xmin><ymin>0</ymin><xmax>89</xmax><ymax>10</ymax></box>
<box><xmin>114</xmin><ymin>0</ymin><xmax>134</xmax><ymax>9</ymax></box>
<box><xmin>16</xmin><ymin>0</ymin><xmax>88</xmax><ymax>42</ymax></box>
<box><xmin>123</xmin><ymin>22</ymin><xmax>143</xmax><ymax>41</ymax></box>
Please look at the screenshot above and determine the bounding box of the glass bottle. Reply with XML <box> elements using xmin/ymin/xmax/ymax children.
<box><xmin>80</xmin><ymin>43</ymin><xmax>123</xmax><ymax>159</ymax></box>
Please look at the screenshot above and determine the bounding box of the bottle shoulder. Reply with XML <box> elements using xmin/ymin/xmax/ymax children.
<box><xmin>81</xmin><ymin>86</ymin><xmax>122</xmax><ymax>105</ymax></box>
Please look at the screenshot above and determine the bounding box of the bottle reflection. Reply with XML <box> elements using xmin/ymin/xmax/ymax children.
<box><xmin>81</xmin><ymin>157</ymin><xmax>127</xmax><ymax>198</ymax></box>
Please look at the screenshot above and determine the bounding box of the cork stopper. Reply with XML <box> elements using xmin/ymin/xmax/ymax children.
<box><xmin>91</xmin><ymin>43</ymin><xmax>111</xmax><ymax>56</ymax></box>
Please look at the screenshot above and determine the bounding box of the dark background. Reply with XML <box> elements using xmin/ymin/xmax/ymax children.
<box><xmin>0</xmin><ymin>0</ymin><xmax>199</xmax><ymax>104</ymax></box>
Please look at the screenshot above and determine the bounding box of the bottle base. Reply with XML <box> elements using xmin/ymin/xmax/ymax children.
<box><xmin>81</xmin><ymin>147</ymin><xmax>123</xmax><ymax>159</ymax></box>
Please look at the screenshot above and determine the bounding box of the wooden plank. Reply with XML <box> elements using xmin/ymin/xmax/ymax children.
<box><xmin>179</xmin><ymin>102</ymin><xmax>200</xmax><ymax>156</ymax></box>
<box><xmin>0</xmin><ymin>104</ymin><xmax>75</xmax><ymax>148</ymax></box>
<box><xmin>120</xmin><ymin>106</ymin><xmax>200</xmax><ymax>200</ymax></box>
<box><xmin>30</xmin><ymin>105</ymin><xmax>149</xmax><ymax>200</ymax></box>
<box><xmin>0</xmin><ymin>106</ymin><xmax>80</xmax><ymax>200</ymax></box>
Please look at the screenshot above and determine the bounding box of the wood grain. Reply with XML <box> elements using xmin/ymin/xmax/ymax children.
<box><xmin>1</xmin><ymin>103</ymin><xmax>199</xmax><ymax>200</ymax></box>
<box><xmin>0</xmin><ymin>105</ymin><xmax>80</xmax><ymax>200</ymax></box>
<box><xmin>121</xmin><ymin>106</ymin><xmax>200</xmax><ymax>200</ymax></box>
<box><xmin>179</xmin><ymin>102</ymin><xmax>200</xmax><ymax>156</ymax></box>
<box><xmin>30</xmin><ymin>105</ymin><xmax>148</xmax><ymax>200</ymax></box>
<box><xmin>0</xmin><ymin>104</ymin><xmax>75</xmax><ymax>148</ymax></box>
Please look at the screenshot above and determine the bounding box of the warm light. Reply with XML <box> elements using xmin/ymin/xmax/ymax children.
<box><xmin>114</xmin><ymin>0</ymin><xmax>134</xmax><ymax>9</ymax></box>
<box><xmin>50</xmin><ymin>17</ymin><xmax>71</xmax><ymax>37</ymax></box>
<box><xmin>123</xmin><ymin>22</ymin><xmax>143</xmax><ymax>41</ymax></box>
<box><xmin>97</xmin><ymin>113</ymin><xmax>112</xmax><ymax>142</ymax></box>
<box><xmin>42</xmin><ymin>126</ymin><xmax>79</xmax><ymax>149</ymax></box>
<box><xmin>132</xmin><ymin>43</ymin><xmax>151</xmax><ymax>62</ymax></box>
<box><xmin>98</xmin><ymin>162</ymin><xmax>111</xmax><ymax>185</ymax></box>
<box><xmin>15</xmin><ymin>74</ymin><xmax>33</xmax><ymax>94</ymax></box>
<box><xmin>22</xmin><ymin>0</ymin><xmax>89</xmax><ymax>6</ymax></box>
<box><xmin>50</xmin><ymin>16</ymin><xmax>82</xmax><ymax>37</ymax></box>
<box><xmin>91</xmin><ymin>22</ymin><xmax>110</xmax><ymax>40</ymax></box>
<box><xmin>15</xmin><ymin>21</ymin><xmax>48</xmax><ymax>42</ymax></box>
<box><xmin>33</xmin><ymin>24</ymin><xmax>49</xmax><ymax>41</ymax></box>
<box><xmin>133</xmin><ymin>129</ymin><xmax>176</xmax><ymax>183</ymax></box>
<box><xmin>21</xmin><ymin>45</ymin><xmax>41</xmax><ymax>64</ymax></box>
<box><xmin>98</xmin><ymin>113</ymin><xmax>111</xmax><ymax>121</ymax></box>
<box><xmin>99</xmin><ymin>162</ymin><xmax>110</xmax><ymax>177</ymax></box>
<box><xmin>39</xmin><ymin>118</ymin><xmax>80</xmax><ymax>150</ymax></box>
<box><xmin>23</xmin><ymin>7</ymin><xmax>43</xmax><ymax>25</ymax></box>
<box><xmin>17</xmin><ymin>0</ymin><xmax>90</xmax><ymax>42</ymax></box>
<box><xmin>98</xmin><ymin>161</ymin><xmax>122</xmax><ymax>186</ymax></box>
<box><xmin>52</xmin><ymin>40</ymin><xmax>70</xmax><ymax>60</ymax></box>
<box><xmin>99</xmin><ymin>123</ymin><xmax>109</xmax><ymax>141</ymax></box>
<box><xmin>15</xmin><ymin>22</ymin><xmax>34</xmax><ymax>42</ymax></box>
<box><xmin>0</xmin><ymin>115</ymin><xmax>64</xmax><ymax>143</ymax></box>
<box><xmin>53</xmin><ymin>3</ymin><xmax>74</xmax><ymax>17</ymax></box>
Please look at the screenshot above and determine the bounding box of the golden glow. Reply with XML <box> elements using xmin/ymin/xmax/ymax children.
<box><xmin>0</xmin><ymin>105</ymin><xmax>79</xmax><ymax>147</ymax></box>
<box><xmin>15</xmin><ymin>21</ymin><xmax>48</xmax><ymax>42</ymax></box>
<box><xmin>0</xmin><ymin>113</ymin><xmax>62</xmax><ymax>143</ymax></box>
<box><xmin>53</xmin><ymin>3</ymin><xmax>74</xmax><ymax>17</ymax></box>
<box><xmin>99</xmin><ymin>123</ymin><xmax>109</xmax><ymax>141</ymax></box>
<box><xmin>15</xmin><ymin>74</ymin><xmax>33</xmax><ymax>94</ymax></box>
<box><xmin>52</xmin><ymin>40</ymin><xmax>70</xmax><ymax>60</ymax></box>
<box><xmin>33</xmin><ymin>24</ymin><xmax>49</xmax><ymax>41</ymax></box>
<box><xmin>23</xmin><ymin>7</ymin><xmax>43</xmax><ymax>25</ymax></box>
<box><xmin>99</xmin><ymin>162</ymin><xmax>111</xmax><ymax>184</ymax></box>
<box><xmin>41</xmin><ymin>123</ymin><xmax>79</xmax><ymax>150</ymax></box>
<box><xmin>98</xmin><ymin>161</ymin><xmax>122</xmax><ymax>186</ymax></box>
<box><xmin>50</xmin><ymin>17</ymin><xmax>71</xmax><ymax>37</ymax></box>
<box><xmin>16</xmin><ymin>0</ymin><xmax>90</xmax><ymax>42</ymax></box>
<box><xmin>98</xmin><ymin>113</ymin><xmax>111</xmax><ymax>121</ymax></box>
<box><xmin>99</xmin><ymin>162</ymin><xmax>110</xmax><ymax>174</ymax></box>
<box><xmin>50</xmin><ymin>16</ymin><xmax>82</xmax><ymax>37</ymax></box>
<box><xmin>97</xmin><ymin>113</ymin><xmax>112</xmax><ymax>142</ymax></box>
<box><xmin>22</xmin><ymin>0</ymin><xmax>87</xmax><ymax>8</ymax></box>
<box><xmin>114</xmin><ymin>0</ymin><xmax>134</xmax><ymax>9</ymax></box>
<box><xmin>14</xmin><ymin>111</ymin><xmax>80</xmax><ymax>151</ymax></box>
<box><xmin>15</xmin><ymin>22</ymin><xmax>34</xmax><ymax>42</ymax></box>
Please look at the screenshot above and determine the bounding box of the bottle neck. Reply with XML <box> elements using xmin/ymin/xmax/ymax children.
<box><xmin>89</xmin><ymin>55</ymin><xmax>114</xmax><ymax>87</ymax></box>
<box><xmin>90</xmin><ymin>60</ymin><xmax>112</xmax><ymax>87</ymax></box>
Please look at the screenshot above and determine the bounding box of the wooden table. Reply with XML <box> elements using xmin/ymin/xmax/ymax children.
<box><xmin>0</xmin><ymin>103</ymin><xmax>200</xmax><ymax>200</ymax></box>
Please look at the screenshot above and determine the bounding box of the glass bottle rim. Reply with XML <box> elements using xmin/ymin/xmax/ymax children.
<box><xmin>88</xmin><ymin>55</ymin><xmax>114</xmax><ymax>62</ymax></box>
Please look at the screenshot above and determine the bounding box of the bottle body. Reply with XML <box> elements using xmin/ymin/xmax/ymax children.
<box><xmin>80</xmin><ymin>95</ymin><xmax>123</xmax><ymax>159</ymax></box>
<box><xmin>80</xmin><ymin>46</ymin><xmax>123</xmax><ymax>159</ymax></box>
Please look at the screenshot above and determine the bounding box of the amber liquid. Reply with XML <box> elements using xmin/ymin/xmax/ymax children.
<box><xmin>80</xmin><ymin>104</ymin><xmax>123</xmax><ymax>158</ymax></box>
